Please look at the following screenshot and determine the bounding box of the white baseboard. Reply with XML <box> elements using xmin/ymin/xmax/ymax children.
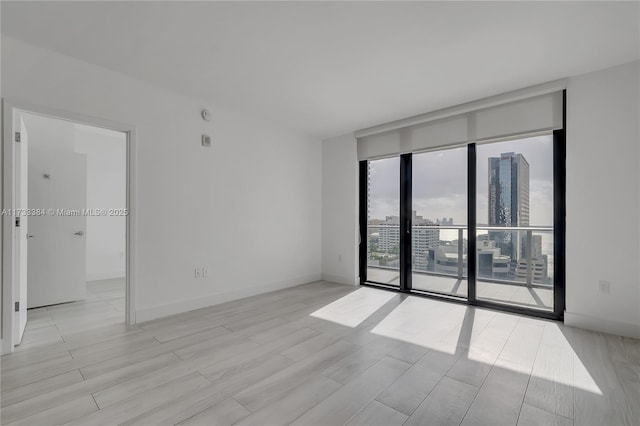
<box><xmin>321</xmin><ymin>273</ymin><xmax>358</xmax><ymax>286</ymax></box>
<box><xmin>136</xmin><ymin>273</ymin><xmax>322</xmax><ymax>323</ymax></box>
<box><xmin>564</xmin><ymin>311</ymin><xmax>640</xmax><ymax>338</ymax></box>
<box><xmin>86</xmin><ymin>271</ymin><xmax>126</xmax><ymax>282</ymax></box>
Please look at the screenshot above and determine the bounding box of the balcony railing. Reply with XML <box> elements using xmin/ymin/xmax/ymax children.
<box><xmin>367</xmin><ymin>224</ymin><xmax>553</xmax><ymax>288</ymax></box>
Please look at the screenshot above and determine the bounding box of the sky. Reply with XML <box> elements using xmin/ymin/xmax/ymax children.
<box><xmin>368</xmin><ymin>134</ymin><xmax>554</xmax><ymax>227</ymax></box>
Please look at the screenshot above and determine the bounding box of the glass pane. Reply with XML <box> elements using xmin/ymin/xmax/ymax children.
<box><xmin>476</xmin><ymin>135</ymin><xmax>554</xmax><ymax>311</ymax></box>
<box><xmin>367</xmin><ymin>157</ymin><xmax>400</xmax><ymax>287</ymax></box>
<box><xmin>411</xmin><ymin>147</ymin><xmax>467</xmax><ymax>297</ymax></box>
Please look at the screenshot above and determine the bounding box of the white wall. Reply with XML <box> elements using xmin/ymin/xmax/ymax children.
<box><xmin>321</xmin><ymin>134</ymin><xmax>359</xmax><ymax>286</ymax></box>
<box><xmin>320</xmin><ymin>61</ymin><xmax>640</xmax><ymax>338</ymax></box>
<box><xmin>22</xmin><ymin>113</ymin><xmax>76</xmax><ymax>151</ymax></box>
<box><xmin>1</xmin><ymin>37</ymin><xmax>321</xmax><ymax>322</ymax></box>
<box><xmin>565</xmin><ymin>60</ymin><xmax>640</xmax><ymax>337</ymax></box>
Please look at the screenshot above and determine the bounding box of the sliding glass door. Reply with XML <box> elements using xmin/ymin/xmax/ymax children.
<box><xmin>475</xmin><ymin>135</ymin><xmax>556</xmax><ymax>312</ymax></box>
<box><xmin>359</xmin><ymin>132</ymin><xmax>565</xmax><ymax>320</ymax></box>
<box><xmin>366</xmin><ymin>157</ymin><xmax>401</xmax><ymax>288</ymax></box>
<box><xmin>411</xmin><ymin>147</ymin><xmax>468</xmax><ymax>298</ymax></box>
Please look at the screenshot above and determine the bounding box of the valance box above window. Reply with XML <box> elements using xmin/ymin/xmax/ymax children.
<box><xmin>355</xmin><ymin>79</ymin><xmax>565</xmax><ymax>161</ymax></box>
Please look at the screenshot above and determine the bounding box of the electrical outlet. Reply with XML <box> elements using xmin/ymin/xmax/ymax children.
<box><xmin>194</xmin><ymin>268</ymin><xmax>201</xmax><ymax>278</ymax></box>
<box><xmin>597</xmin><ymin>280</ymin><xmax>610</xmax><ymax>294</ymax></box>
<box><xmin>202</xmin><ymin>267</ymin><xmax>209</xmax><ymax>278</ymax></box>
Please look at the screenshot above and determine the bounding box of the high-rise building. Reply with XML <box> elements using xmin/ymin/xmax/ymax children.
<box><xmin>411</xmin><ymin>212</ymin><xmax>440</xmax><ymax>271</ymax></box>
<box><xmin>488</xmin><ymin>152</ymin><xmax>530</xmax><ymax>227</ymax></box>
<box><xmin>370</xmin><ymin>211</ymin><xmax>440</xmax><ymax>271</ymax></box>
<box><xmin>488</xmin><ymin>152</ymin><xmax>530</xmax><ymax>260</ymax></box>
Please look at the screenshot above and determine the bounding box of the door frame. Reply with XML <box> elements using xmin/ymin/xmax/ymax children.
<box><xmin>1</xmin><ymin>99</ymin><xmax>137</xmax><ymax>354</ymax></box>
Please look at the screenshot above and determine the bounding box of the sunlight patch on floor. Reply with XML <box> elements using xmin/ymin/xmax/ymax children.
<box><xmin>370</xmin><ymin>296</ymin><xmax>464</xmax><ymax>355</ymax></box>
<box><xmin>309</xmin><ymin>287</ymin><xmax>395</xmax><ymax>327</ymax></box>
<box><xmin>546</xmin><ymin>323</ymin><xmax>603</xmax><ymax>395</ymax></box>
<box><xmin>312</xmin><ymin>286</ymin><xmax>603</xmax><ymax>397</ymax></box>
<box><xmin>367</xmin><ymin>294</ymin><xmax>603</xmax><ymax>396</ymax></box>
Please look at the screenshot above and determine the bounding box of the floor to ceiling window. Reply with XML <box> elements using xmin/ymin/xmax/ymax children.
<box><xmin>358</xmin><ymin>87</ymin><xmax>566</xmax><ymax>320</ymax></box>
<box><xmin>475</xmin><ymin>135</ymin><xmax>556</xmax><ymax>312</ymax></box>
<box><xmin>366</xmin><ymin>157</ymin><xmax>401</xmax><ymax>288</ymax></box>
<box><xmin>411</xmin><ymin>147</ymin><xmax>468</xmax><ymax>298</ymax></box>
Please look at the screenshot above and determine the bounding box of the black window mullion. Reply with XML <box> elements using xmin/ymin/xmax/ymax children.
<box><xmin>553</xmin><ymin>94</ymin><xmax>566</xmax><ymax>319</ymax></box>
<box><xmin>467</xmin><ymin>143</ymin><xmax>477</xmax><ymax>303</ymax></box>
<box><xmin>358</xmin><ymin>160</ymin><xmax>368</xmax><ymax>285</ymax></box>
<box><xmin>399</xmin><ymin>153</ymin><xmax>412</xmax><ymax>292</ymax></box>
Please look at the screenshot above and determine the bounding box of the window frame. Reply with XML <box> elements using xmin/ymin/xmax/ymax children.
<box><xmin>358</xmin><ymin>91</ymin><xmax>566</xmax><ymax>321</ymax></box>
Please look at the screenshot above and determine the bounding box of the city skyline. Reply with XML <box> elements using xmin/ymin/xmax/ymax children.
<box><xmin>367</xmin><ymin>135</ymin><xmax>554</xmax><ymax>226</ymax></box>
<box><xmin>367</xmin><ymin>135</ymin><xmax>553</xmax><ymax>283</ymax></box>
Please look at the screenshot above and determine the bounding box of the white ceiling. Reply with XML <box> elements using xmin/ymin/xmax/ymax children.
<box><xmin>2</xmin><ymin>1</ymin><xmax>639</xmax><ymax>139</ymax></box>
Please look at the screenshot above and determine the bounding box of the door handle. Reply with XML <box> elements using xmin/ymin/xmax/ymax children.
<box><xmin>74</xmin><ymin>231</ymin><xmax>84</xmax><ymax>236</ymax></box>
<box><xmin>26</xmin><ymin>234</ymin><xmax>34</xmax><ymax>239</ymax></box>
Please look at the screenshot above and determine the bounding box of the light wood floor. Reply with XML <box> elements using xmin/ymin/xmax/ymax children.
<box><xmin>14</xmin><ymin>278</ymin><xmax>126</xmax><ymax>351</ymax></box>
<box><xmin>1</xmin><ymin>281</ymin><xmax>638</xmax><ymax>426</ymax></box>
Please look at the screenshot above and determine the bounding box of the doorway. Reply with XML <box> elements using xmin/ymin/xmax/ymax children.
<box><xmin>1</xmin><ymin>101</ymin><xmax>135</xmax><ymax>354</ymax></box>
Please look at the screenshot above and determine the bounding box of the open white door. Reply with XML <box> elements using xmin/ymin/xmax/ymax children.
<box><xmin>13</xmin><ymin>115</ymin><xmax>28</xmax><ymax>344</ymax></box>
<box><xmin>28</xmin><ymin>148</ymin><xmax>87</xmax><ymax>308</ymax></box>
<box><xmin>2</xmin><ymin>103</ymin><xmax>134</xmax><ymax>354</ymax></box>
